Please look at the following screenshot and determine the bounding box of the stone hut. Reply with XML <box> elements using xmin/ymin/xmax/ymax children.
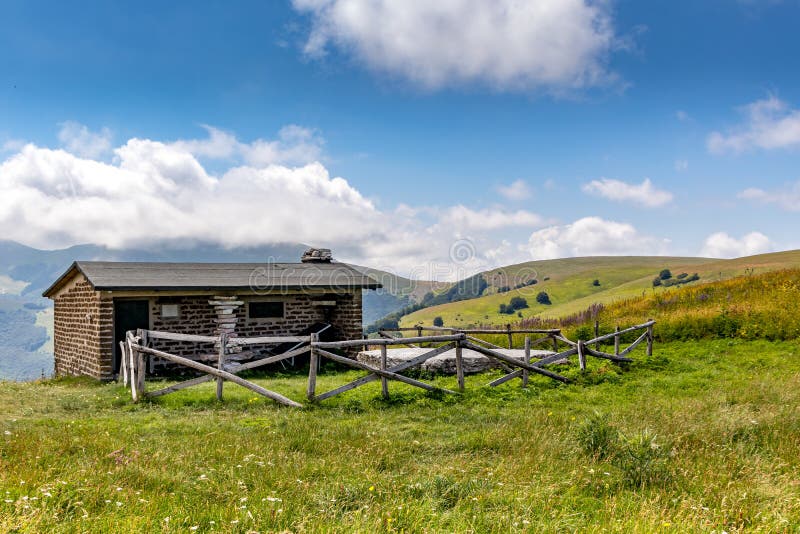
<box><xmin>42</xmin><ymin>250</ymin><xmax>380</xmax><ymax>380</ymax></box>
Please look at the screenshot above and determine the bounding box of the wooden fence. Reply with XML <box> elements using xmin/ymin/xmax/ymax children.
<box><xmin>120</xmin><ymin>320</ymin><xmax>655</xmax><ymax>409</ymax></box>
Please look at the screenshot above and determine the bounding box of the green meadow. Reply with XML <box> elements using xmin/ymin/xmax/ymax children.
<box><xmin>3</xmin><ymin>338</ymin><xmax>800</xmax><ymax>532</ymax></box>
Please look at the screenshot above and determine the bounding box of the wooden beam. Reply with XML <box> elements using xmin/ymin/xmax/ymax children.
<box><xmin>313</xmin><ymin>334</ymin><xmax>464</xmax><ymax>349</ymax></box>
<box><xmin>313</xmin><ymin>348</ymin><xmax>456</xmax><ymax>395</ymax></box>
<box><xmin>463</xmin><ymin>342</ymin><xmax>570</xmax><ymax>383</ymax></box>
<box><xmin>133</xmin><ymin>344</ymin><xmax>302</xmax><ymax>408</ymax></box>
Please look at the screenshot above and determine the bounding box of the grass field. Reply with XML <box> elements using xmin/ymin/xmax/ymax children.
<box><xmin>3</xmin><ymin>339</ymin><xmax>800</xmax><ymax>532</ymax></box>
<box><xmin>400</xmin><ymin>250</ymin><xmax>800</xmax><ymax>328</ymax></box>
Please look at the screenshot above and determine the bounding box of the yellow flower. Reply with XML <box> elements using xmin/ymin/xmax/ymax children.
<box><xmin>369</xmin><ymin>485</ymin><xmax>375</xmax><ymax>491</ymax></box>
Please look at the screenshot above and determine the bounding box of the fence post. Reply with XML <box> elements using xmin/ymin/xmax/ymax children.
<box><xmin>217</xmin><ymin>332</ymin><xmax>227</xmax><ymax>401</ymax></box>
<box><xmin>551</xmin><ymin>333</ymin><xmax>559</xmax><ymax>352</ymax></box>
<box><xmin>614</xmin><ymin>325</ymin><xmax>620</xmax><ymax>356</ymax></box>
<box><xmin>507</xmin><ymin>324</ymin><xmax>513</xmax><ymax>349</ymax></box>
<box><xmin>578</xmin><ymin>340</ymin><xmax>586</xmax><ymax>372</ymax></box>
<box><xmin>522</xmin><ymin>336</ymin><xmax>531</xmax><ymax>388</ymax></box>
<box><xmin>455</xmin><ymin>337</ymin><xmax>465</xmax><ymax>391</ymax></box>
<box><xmin>594</xmin><ymin>320</ymin><xmax>600</xmax><ymax>350</ymax></box>
<box><xmin>380</xmin><ymin>344</ymin><xmax>389</xmax><ymax>399</ymax></box>
<box><xmin>136</xmin><ymin>329</ymin><xmax>147</xmax><ymax>396</ymax></box>
<box><xmin>307</xmin><ymin>333</ymin><xmax>318</xmax><ymax>401</ymax></box>
<box><xmin>646</xmin><ymin>319</ymin><xmax>654</xmax><ymax>356</ymax></box>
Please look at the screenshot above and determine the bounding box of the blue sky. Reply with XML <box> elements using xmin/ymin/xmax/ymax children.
<box><xmin>0</xmin><ymin>0</ymin><xmax>799</xmax><ymax>277</ymax></box>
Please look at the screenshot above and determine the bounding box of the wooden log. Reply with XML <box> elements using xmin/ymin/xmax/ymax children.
<box><xmin>314</xmin><ymin>343</ymin><xmax>456</xmax><ymax>401</ymax></box>
<box><xmin>382</xmin><ymin>327</ymin><xmax>561</xmax><ymax>335</ymax></box>
<box><xmin>455</xmin><ymin>340</ymin><xmax>465</xmax><ymax>391</ymax></box>
<box><xmin>312</xmin><ymin>334</ymin><xmax>464</xmax><ymax>349</ymax></box>
<box><xmin>380</xmin><ymin>345</ymin><xmax>389</xmax><ymax>399</ymax></box>
<box><xmin>119</xmin><ymin>341</ymin><xmax>128</xmax><ymax>387</ymax></box>
<box><xmin>234</xmin><ymin>336</ymin><xmax>308</xmax><ymax>345</ymax></box>
<box><xmin>146</xmin><ymin>375</ymin><xmax>213</xmax><ymax>398</ymax></box>
<box><xmin>582</xmin><ymin>346</ymin><xmax>634</xmax><ymax>363</ymax></box>
<box><xmin>126</xmin><ymin>333</ymin><xmax>138</xmax><ymax>402</ymax></box>
<box><xmin>507</xmin><ymin>324</ymin><xmax>513</xmax><ymax>349</ymax></box>
<box><xmin>132</xmin><ymin>344</ymin><xmax>302</xmax><ymax>408</ymax></box>
<box><xmin>594</xmin><ymin>320</ymin><xmax>600</xmax><ymax>350</ymax></box>
<box><xmin>646</xmin><ymin>319</ymin><xmax>654</xmax><ymax>356</ymax></box>
<box><xmin>578</xmin><ymin>340</ymin><xmax>586</xmax><ymax>371</ymax></box>
<box><xmin>614</xmin><ymin>325</ymin><xmax>620</xmax><ymax>356</ymax></box>
<box><xmin>217</xmin><ymin>333</ymin><xmax>227</xmax><ymax>401</ymax></box>
<box><xmin>314</xmin><ymin>348</ymin><xmax>456</xmax><ymax>395</ymax></box>
<box><xmin>378</xmin><ymin>331</ymin><xmax>420</xmax><ymax>348</ymax></box>
<box><xmin>141</xmin><ymin>330</ymin><xmax>218</xmax><ymax>343</ymax></box>
<box><xmin>522</xmin><ymin>336</ymin><xmax>531</xmax><ymax>388</ymax></box>
<box><xmin>554</xmin><ymin>334</ymin><xmax>578</xmax><ymax>347</ymax></box>
<box><xmin>462</xmin><ymin>342</ymin><xmax>570</xmax><ymax>383</ymax></box>
<box><xmin>552</xmin><ymin>334</ymin><xmax>559</xmax><ymax>352</ymax></box>
<box><xmin>464</xmin><ymin>336</ymin><xmax>514</xmax><ymax>372</ymax></box>
<box><xmin>307</xmin><ymin>333</ymin><xmax>319</xmax><ymax>401</ymax></box>
<box><xmin>584</xmin><ymin>320</ymin><xmax>655</xmax><ymax>345</ymax></box>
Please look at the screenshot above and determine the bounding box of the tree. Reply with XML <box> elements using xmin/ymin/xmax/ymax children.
<box><xmin>433</xmin><ymin>316</ymin><xmax>444</xmax><ymax>327</ymax></box>
<box><xmin>592</xmin><ymin>279</ymin><xmax>600</xmax><ymax>286</ymax></box>
<box><xmin>536</xmin><ymin>291</ymin><xmax>551</xmax><ymax>305</ymax></box>
<box><xmin>508</xmin><ymin>296</ymin><xmax>529</xmax><ymax>310</ymax></box>
<box><xmin>659</xmin><ymin>269</ymin><xmax>673</xmax><ymax>280</ymax></box>
<box><xmin>499</xmin><ymin>303</ymin><xmax>508</xmax><ymax>314</ymax></box>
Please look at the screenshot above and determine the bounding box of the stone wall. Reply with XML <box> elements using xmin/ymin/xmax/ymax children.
<box><xmin>52</xmin><ymin>276</ymin><xmax>113</xmax><ymax>379</ymax></box>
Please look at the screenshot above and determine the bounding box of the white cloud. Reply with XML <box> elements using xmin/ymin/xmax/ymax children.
<box><xmin>439</xmin><ymin>205</ymin><xmax>543</xmax><ymax>231</ymax></box>
<box><xmin>708</xmin><ymin>96</ymin><xmax>800</xmax><ymax>154</ymax></box>
<box><xmin>700</xmin><ymin>231</ymin><xmax>773</xmax><ymax>258</ymax></box>
<box><xmin>524</xmin><ymin>217</ymin><xmax>668</xmax><ymax>260</ymax></box>
<box><xmin>1</xmin><ymin>139</ymin><xmax>25</xmax><ymax>153</ymax></box>
<box><xmin>292</xmin><ymin>0</ymin><xmax>621</xmax><ymax>92</ymax></box>
<box><xmin>738</xmin><ymin>182</ymin><xmax>800</xmax><ymax>212</ymax></box>
<box><xmin>0</xmin><ymin>125</ymin><xmax>550</xmax><ymax>280</ymax></box>
<box><xmin>674</xmin><ymin>159</ymin><xmax>688</xmax><ymax>172</ymax></box>
<box><xmin>676</xmin><ymin>110</ymin><xmax>691</xmax><ymax>122</ymax></box>
<box><xmin>581</xmin><ymin>178</ymin><xmax>673</xmax><ymax>207</ymax></box>
<box><xmin>57</xmin><ymin>121</ymin><xmax>113</xmax><ymax>159</ymax></box>
<box><xmin>170</xmin><ymin>124</ymin><xmax>324</xmax><ymax>166</ymax></box>
<box><xmin>496</xmin><ymin>179</ymin><xmax>531</xmax><ymax>200</ymax></box>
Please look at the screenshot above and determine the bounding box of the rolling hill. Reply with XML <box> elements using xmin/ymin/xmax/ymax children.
<box><xmin>398</xmin><ymin>250</ymin><xmax>800</xmax><ymax>328</ymax></box>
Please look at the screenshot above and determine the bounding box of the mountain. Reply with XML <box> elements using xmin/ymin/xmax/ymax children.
<box><xmin>0</xmin><ymin>241</ymin><xmax>423</xmax><ymax>380</ymax></box>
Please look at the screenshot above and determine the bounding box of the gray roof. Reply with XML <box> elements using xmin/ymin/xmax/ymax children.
<box><xmin>43</xmin><ymin>261</ymin><xmax>381</xmax><ymax>297</ymax></box>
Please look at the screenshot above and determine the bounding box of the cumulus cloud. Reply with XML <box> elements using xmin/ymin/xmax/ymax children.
<box><xmin>708</xmin><ymin>96</ymin><xmax>800</xmax><ymax>154</ymax></box>
<box><xmin>171</xmin><ymin>124</ymin><xmax>324</xmax><ymax>166</ymax></box>
<box><xmin>291</xmin><ymin>0</ymin><xmax>621</xmax><ymax>92</ymax></box>
<box><xmin>496</xmin><ymin>179</ymin><xmax>531</xmax><ymax>200</ymax></box>
<box><xmin>439</xmin><ymin>205</ymin><xmax>543</xmax><ymax>231</ymax></box>
<box><xmin>0</xmin><ymin>125</ymin><xmax>553</xmax><ymax>279</ymax></box>
<box><xmin>700</xmin><ymin>231</ymin><xmax>773</xmax><ymax>258</ymax></box>
<box><xmin>738</xmin><ymin>182</ymin><xmax>800</xmax><ymax>212</ymax></box>
<box><xmin>524</xmin><ymin>217</ymin><xmax>668</xmax><ymax>260</ymax></box>
<box><xmin>581</xmin><ymin>178</ymin><xmax>673</xmax><ymax>207</ymax></box>
<box><xmin>57</xmin><ymin>121</ymin><xmax>113</xmax><ymax>159</ymax></box>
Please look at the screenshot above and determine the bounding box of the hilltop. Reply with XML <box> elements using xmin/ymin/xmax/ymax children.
<box><xmin>398</xmin><ymin>250</ymin><xmax>800</xmax><ymax>328</ymax></box>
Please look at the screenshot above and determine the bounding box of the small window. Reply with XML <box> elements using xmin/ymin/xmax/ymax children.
<box><xmin>249</xmin><ymin>301</ymin><xmax>284</xmax><ymax>319</ymax></box>
<box><xmin>161</xmin><ymin>304</ymin><xmax>180</xmax><ymax>319</ymax></box>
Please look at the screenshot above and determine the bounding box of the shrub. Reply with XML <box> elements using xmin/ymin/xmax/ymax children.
<box><xmin>576</xmin><ymin>412</ymin><xmax>618</xmax><ymax>460</ymax></box>
<box><xmin>677</xmin><ymin>272</ymin><xmax>688</xmax><ymax>279</ymax></box>
<box><xmin>536</xmin><ymin>291</ymin><xmax>552</xmax><ymax>305</ymax></box>
<box><xmin>433</xmin><ymin>316</ymin><xmax>444</xmax><ymax>327</ymax></box>
<box><xmin>592</xmin><ymin>279</ymin><xmax>601</xmax><ymax>287</ymax></box>
<box><xmin>508</xmin><ymin>296</ymin><xmax>529</xmax><ymax>310</ymax></box>
<box><xmin>612</xmin><ymin>430</ymin><xmax>673</xmax><ymax>489</ymax></box>
<box><xmin>659</xmin><ymin>269</ymin><xmax>673</xmax><ymax>280</ymax></box>
<box><xmin>652</xmin><ymin>277</ymin><xmax>662</xmax><ymax>287</ymax></box>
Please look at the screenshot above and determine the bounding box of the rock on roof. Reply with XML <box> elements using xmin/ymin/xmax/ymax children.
<box><xmin>43</xmin><ymin>261</ymin><xmax>381</xmax><ymax>297</ymax></box>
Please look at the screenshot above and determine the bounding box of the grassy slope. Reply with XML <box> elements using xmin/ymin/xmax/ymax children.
<box><xmin>2</xmin><ymin>339</ymin><xmax>800</xmax><ymax>531</ymax></box>
<box><xmin>400</xmin><ymin>250</ymin><xmax>800</xmax><ymax>328</ymax></box>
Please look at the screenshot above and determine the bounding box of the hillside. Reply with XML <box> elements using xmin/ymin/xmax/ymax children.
<box><xmin>399</xmin><ymin>250</ymin><xmax>800</xmax><ymax>328</ymax></box>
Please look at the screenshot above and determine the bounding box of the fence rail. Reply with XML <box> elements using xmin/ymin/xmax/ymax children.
<box><xmin>120</xmin><ymin>320</ymin><xmax>655</xmax><ymax>408</ymax></box>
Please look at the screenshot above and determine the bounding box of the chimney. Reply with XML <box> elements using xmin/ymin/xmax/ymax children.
<box><xmin>301</xmin><ymin>248</ymin><xmax>333</xmax><ymax>263</ymax></box>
